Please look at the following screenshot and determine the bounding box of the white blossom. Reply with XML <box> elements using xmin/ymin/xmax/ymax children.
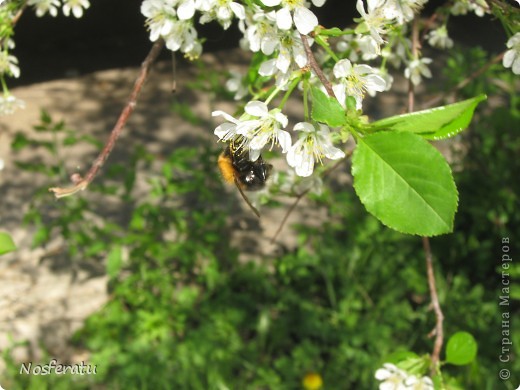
<box><xmin>28</xmin><ymin>0</ymin><xmax>61</xmax><ymax>17</ymax></box>
<box><xmin>403</xmin><ymin>375</ymin><xmax>434</xmax><ymax>390</ymax></box>
<box><xmin>226</xmin><ymin>70</ymin><xmax>248</xmax><ymax>100</ymax></box>
<box><xmin>503</xmin><ymin>32</ymin><xmax>520</xmax><ymax>75</ymax></box>
<box><xmin>141</xmin><ymin>0</ymin><xmax>177</xmax><ymax>42</ymax></box>
<box><xmin>469</xmin><ymin>0</ymin><xmax>490</xmax><ymax>17</ymax></box>
<box><xmin>197</xmin><ymin>0</ymin><xmax>245</xmax><ymax>30</ymax></box>
<box><xmin>332</xmin><ymin>59</ymin><xmax>386</xmax><ymax>109</ymax></box>
<box><xmin>375</xmin><ymin>363</ymin><xmax>408</xmax><ymax>390</ymax></box>
<box><xmin>355</xmin><ymin>0</ymin><xmax>390</xmax><ymax>52</ymax></box>
<box><xmin>426</xmin><ymin>26</ymin><xmax>453</xmax><ymax>49</ymax></box>
<box><xmin>382</xmin><ymin>0</ymin><xmax>427</xmax><ymax>25</ymax></box>
<box><xmin>258</xmin><ymin>59</ymin><xmax>293</xmax><ymax>89</ymax></box>
<box><xmin>375</xmin><ymin>363</ymin><xmax>434</xmax><ymax>390</ymax></box>
<box><xmin>163</xmin><ymin>20</ymin><xmax>200</xmax><ymax>56</ymax></box>
<box><xmin>404</xmin><ymin>57</ymin><xmax>432</xmax><ymax>86</ymax></box>
<box><xmin>287</xmin><ymin>122</ymin><xmax>345</xmax><ymax>177</ymax></box>
<box><xmin>260</xmin><ymin>0</ymin><xmax>325</xmax><ymax>35</ymax></box>
<box><xmin>62</xmin><ymin>0</ymin><xmax>90</xmax><ymax>18</ymax></box>
<box><xmin>212</xmin><ymin>109</ymin><xmax>241</xmax><ymax>142</ymax></box>
<box><xmin>450</xmin><ymin>0</ymin><xmax>489</xmax><ymax>17</ymax></box>
<box><xmin>0</xmin><ymin>94</ymin><xmax>25</xmax><ymax>116</ymax></box>
<box><xmin>258</xmin><ymin>31</ymin><xmax>309</xmax><ymax>80</ymax></box>
<box><xmin>236</xmin><ymin>101</ymin><xmax>291</xmax><ymax>161</ymax></box>
<box><xmin>177</xmin><ymin>0</ymin><xmax>196</xmax><ymax>20</ymax></box>
<box><xmin>0</xmin><ymin>51</ymin><xmax>20</xmax><ymax>78</ymax></box>
<box><xmin>243</xmin><ymin>7</ymin><xmax>278</xmax><ymax>54</ymax></box>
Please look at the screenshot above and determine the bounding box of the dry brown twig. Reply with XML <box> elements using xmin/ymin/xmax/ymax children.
<box><xmin>49</xmin><ymin>39</ymin><xmax>165</xmax><ymax>198</ymax></box>
<box><xmin>410</xmin><ymin>18</ymin><xmax>444</xmax><ymax>377</ymax></box>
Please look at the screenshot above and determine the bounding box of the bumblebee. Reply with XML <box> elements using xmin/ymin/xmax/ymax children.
<box><xmin>218</xmin><ymin>139</ymin><xmax>272</xmax><ymax>217</ymax></box>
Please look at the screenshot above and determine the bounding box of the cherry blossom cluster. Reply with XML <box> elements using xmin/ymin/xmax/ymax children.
<box><xmin>375</xmin><ymin>363</ymin><xmax>434</xmax><ymax>390</ymax></box>
<box><xmin>0</xmin><ymin>0</ymin><xmax>519</xmax><ymax>181</ymax></box>
<box><xmin>0</xmin><ymin>0</ymin><xmax>91</xmax><ymax>115</ymax></box>
<box><xmin>132</xmin><ymin>0</ymin><xmax>516</xmax><ymax>180</ymax></box>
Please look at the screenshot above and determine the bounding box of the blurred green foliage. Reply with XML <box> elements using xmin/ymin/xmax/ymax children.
<box><xmin>1</xmin><ymin>46</ymin><xmax>519</xmax><ymax>390</ymax></box>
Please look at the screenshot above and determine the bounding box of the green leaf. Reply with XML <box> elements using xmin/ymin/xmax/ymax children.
<box><xmin>369</xmin><ymin>95</ymin><xmax>486</xmax><ymax>140</ymax></box>
<box><xmin>106</xmin><ymin>245</ymin><xmax>123</xmax><ymax>279</ymax></box>
<box><xmin>445</xmin><ymin>331</ymin><xmax>478</xmax><ymax>365</ymax></box>
<box><xmin>311</xmin><ymin>86</ymin><xmax>346</xmax><ymax>127</ymax></box>
<box><xmin>352</xmin><ymin>132</ymin><xmax>458</xmax><ymax>236</ymax></box>
<box><xmin>0</xmin><ymin>232</ymin><xmax>16</xmax><ymax>256</ymax></box>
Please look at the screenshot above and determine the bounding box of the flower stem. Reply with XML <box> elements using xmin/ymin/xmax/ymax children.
<box><xmin>49</xmin><ymin>39</ymin><xmax>165</xmax><ymax>198</ymax></box>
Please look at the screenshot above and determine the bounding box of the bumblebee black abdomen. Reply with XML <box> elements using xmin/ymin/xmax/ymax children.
<box><xmin>218</xmin><ymin>142</ymin><xmax>272</xmax><ymax>191</ymax></box>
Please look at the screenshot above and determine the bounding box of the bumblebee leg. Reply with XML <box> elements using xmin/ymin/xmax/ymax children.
<box><xmin>234</xmin><ymin>177</ymin><xmax>261</xmax><ymax>218</ymax></box>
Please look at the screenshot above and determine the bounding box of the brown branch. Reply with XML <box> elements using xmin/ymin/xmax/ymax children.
<box><xmin>300</xmin><ymin>33</ymin><xmax>336</xmax><ymax>98</ymax></box>
<box><xmin>11</xmin><ymin>3</ymin><xmax>27</xmax><ymax>26</ymax></box>
<box><xmin>49</xmin><ymin>39</ymin><xmax>165</xmax><ymax>198</ymax></box>
<box><xmin>409</xmin><ymin>19</ymin><xmax>444</xmax><ymax>377</ymax></box>
<box><xmin>424</xmin><ymin>236</ymin><xmax>444</xmax><ymax>376</ymax></box>
<box><xmin>422</xmin><ymin>51</ymin><xmax>505</xmax><ymax>109</ymax></box>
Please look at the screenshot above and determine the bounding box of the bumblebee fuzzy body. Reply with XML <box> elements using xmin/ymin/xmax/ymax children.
<box><xmin>218</xmin><ymin>141</ymin><xmax>272</xmax><ymax>191</ymax></box>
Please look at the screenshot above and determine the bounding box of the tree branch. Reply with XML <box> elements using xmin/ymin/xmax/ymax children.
<box><xmin>49</xmin><ymin>39</ymin><xmax>165</xmax><ymax>198</ymax></box>
<box><xmin>271</xmin><ymin>151</ymin><xmax>351</xmax><ymax>243</ymax></box>
<box><xmin>424</xmin><ymin>236</ymin><xmax>444</xmax><ymax>376</ymax></box>
<box><xmin>300</xmin><ymin>33</ymin><xmax>336</xmax><ymax>98</ymax></box>
<box><xmin>422</xmin><ymin>51</ymin><xmax>504</xmax><ymax>109</ymax></box>
<box><xmin>409</xmin><ymin>19</ymin><xmax>444</xmax><ymax>376</ymax></box>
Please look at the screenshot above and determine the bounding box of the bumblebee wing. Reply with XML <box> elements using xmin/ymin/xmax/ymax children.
<box><xmin>234</xmin><ymin>177</ymin><xmax>261</xmax><ymax>218</ymax></box>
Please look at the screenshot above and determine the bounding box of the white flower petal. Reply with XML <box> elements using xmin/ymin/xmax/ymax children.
<box><xmin>293</xmin><ymin>46</ymin><xmax>309</xmax><ymax>68</ymax></box>
<box><xmin>294</xmin><ymin>122</ymin><xmax>314</xmax><ymax>133</ymax></box>
<box><xmin>259</xmin><ymin>59</ymin><xmax>277</xmax><ymax>76</ymax></box>
<box><xmin>261</xmin><ymin>37</ymin><xmax>278</xmax><ymax>55</ymax></box>
<box><xmin>364</xmin><ymin>74</ymin><xmax>386</xmax><ymax>92</ymax></box>
<box><xmin>276</xmin><ymin>50</ymin><xmax>291</xmax><ymax>74</ymax></box>
<box><xmin>249</xmin><ymin>148</ymin><xmax>261</xmax><ymax>162</ymax></box>
<box><xmin>260</xmin><ymin>0</ymin><xmax>281</xmax><ymax>6</ymax></box>
<box><xmin>333</xmin><ymin>59</ymin><xmax>352</xmax><ymax>78</ymax></box>
<box><xmin>277</xmin><ymin>130</ymin><xmax>292</xmax><ymax>152</ymax></box>
<box><xmin>250</xmin><ymin>132</ymin><xmax>271</xmax><ymax>150</ymax></box>
<box><xmin>177</xmin><ymin>0</ymin><xmax>195</xmax><ymax>20</ymax></box>
<box><xmin>332</xmin><ymin>84</ymin><xmax>346</xmax><ymax>107</ymax></box>
<box><xmin>230</xmin><ymin>2</ymin><xmax>246</xmax><ymax>19</ymax></box>
<box><xmin>245</xmin><ymin>101</ymin><xmax>268</xmax><ymax>117</ymax></box>
<box><xmin>312</xmin><ymin>0</ymin><xmax>326</xmax><ymax>6</ymax></box>
<box><xmin>293</xmin><ymin>6</ymin><xmax>318</xmax><ymax>35</ymax></box>
<box><xmin>212</xmin><ymin>110</ymin><xmax>239</xmax><ymax>123</ymax></box>
<box><xmin>214</xmin><ymin>122</ymin><xmax>237</xmax><ymax>139</ymax></box>
<box><xmin>237</xmin><ymin>119</ymin><xmax>262</xmax><ymax>135</ymax></box>
<box><xmin>274</xmin><ymin>112</ymin><xmax>289</xmax><ymax>128</ymax></box>
<box><xmin>323</xmin><ymin>143</ymin><xmax>345</xmax><ymax>160</ymax></box>
<box><xmin>276</xmin><ymin>7</ymin><xmax>293</xmax><ymax>30</ymax></box>
<box><xmin>512</xmin><ymin>58</ymin><xmax>520</xmax><ymax>75</ymax></box>
<box><xmin>296</xmin><ymin>153</ymin><xmax>314</xmax><ymax>177</ymax></box>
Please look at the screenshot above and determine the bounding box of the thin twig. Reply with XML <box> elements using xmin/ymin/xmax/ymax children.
<box><xmin>270</xmin><ymin>151</ymin><xmax>352</xmax><ymax>243</ymax></box>
<box><xmin>424</xmin><ymin>236</ymin><xmax>444</xmax><ymax>376</ymax></box>
<box><xmin>11</xmin><ymin>3</ymin><xmax>27</xmax><ymax>26</ymax></box>
<box><xmin>49</xmin><ymin>39</ymin><xmax>165</xmax><ymax>198</ymax></box>
<box><xmin>409</xmin><ymin>19</ymin><xmax>444</xmax><ymax>377</ymax></box>
<box><xmin>300</xmin><ymin>33</ymin><xmax>336</xmax><ymax>98</ymax></box>
<box><xmin>422</xmin><ymin>51</ymin><xmax>504</xmax><ymax>109</ymax></box>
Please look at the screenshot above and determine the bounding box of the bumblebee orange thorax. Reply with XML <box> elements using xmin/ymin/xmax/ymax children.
<box><xmin>218</xmin><ymin>152</ymin><xmax>236</xmax><ymax>185</ymax></box>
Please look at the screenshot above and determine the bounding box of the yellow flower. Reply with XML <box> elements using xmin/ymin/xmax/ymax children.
<box><xmin>302</xmin><ymin>372</ymin><xmax>323</xmax><ymax>390</ymax></box>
